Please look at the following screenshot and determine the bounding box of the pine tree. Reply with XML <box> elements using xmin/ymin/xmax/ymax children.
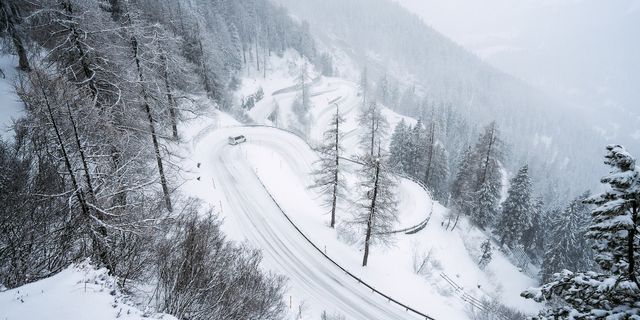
<box><xmin>451</xmin><ymin>147</ymin><xmax>476</xmax><ymax>213</ymax></box>
<box><xmin>425</xmin><ymin>144</ymin><xmax>449</xmax><ymax>201</ymax></box>
<box><xmin>472</xmin><ymin>181</ymin><xmax>499</xmax><ymax>229</ymax></box>
<box><xmin>473</xmin><ymin>121</ymin><xmax>505</xmax><ymax>191</ymax></box>
<box><xmin>540</xmin><ymin>195</ymin><xmax>592</xmax><ymax>283</ymax></box>
<box><xmin>478</xmin><ymin>238</ymin><xmax>493</xmax><ymax>269</ymax></box>
<box><xmin>311</xmin><ymin>104</ymin><xmax>345</xmax><ymax>228</ymax></box>
<box><xmin>389</xmin><ymin>120</ymin><xmax>409</xmax><ymax>171</ymax></box>
<box><xmin>422</xmin><ymin>120</ymin><xmax>436</xmax><ymax>188</ymax></box>
<box><xmin>406</xmin><ymin>119</ymin><xmax>426</xmax><ymax>177</ymax></box>
<box><xmin>523</xmin><ymin>145</ymin><xmax>640</xmax><ymax>318</ymax></box>
<box><xmin>450</xmin><ymin>121</ymin><xmax>505</xmax><ymax>221</ymax></box>
<box><xmin>497</xmin><ymin>164</ymin><xmax>533</xmax><ymax>248</ymax></box>
<box><xmin>353</xmin><ymin>152</ymin><xmax>398</xmax><ymax>267</ymax></box>
<box><xmin>522</xmin><ymin>197</ymin><xmax>545</xmax><ymax>259</ymax></box>
<box><xmin>586</xmin><ymin>145</ymin><xmax>640</xmax><ymax>285</ymax></box>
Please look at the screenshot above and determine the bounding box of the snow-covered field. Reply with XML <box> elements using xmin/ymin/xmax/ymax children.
<box><xmin>0</xmin><ymin>261</ymin><xmax>176</xmax><ymax>320</ymax></box>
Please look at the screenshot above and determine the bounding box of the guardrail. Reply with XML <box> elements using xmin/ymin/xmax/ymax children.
<box><xmin>240</xmin><ymin>125</ymin><xmax>435</xmax><ymax>236</ymax></box>
<box><xmin>236</xmin><ymin>124</ymin><xmax>503</xmax><ymax>318</ymax></box>
<box><xmin>271</xmin><ymin>76</ymin><xmax>323</xmax><ymax>96</ymax></box>
<box><xmin>439</xmin><ymin>273</ymin><xmax>486</xmax><ymax>311</ymax></box>
<box><xmin>253</xmin><ymin>173</ymin><xmax>435</xmax><ymax>320</ymax></box>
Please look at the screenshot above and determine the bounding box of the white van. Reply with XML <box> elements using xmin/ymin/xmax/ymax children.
<box><xmin>228</xmin><ymin>135</ymin><xmax>247</xmax><ymax>145</ymax></box>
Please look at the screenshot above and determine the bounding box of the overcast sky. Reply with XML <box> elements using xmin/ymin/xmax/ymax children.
<box><xmin>394</xmin><ymin>0</ymin><xmax>640</xmax><ymax>141</ymax></box>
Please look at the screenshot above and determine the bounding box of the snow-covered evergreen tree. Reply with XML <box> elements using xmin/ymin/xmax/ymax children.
<box><xmin>522</xmin><ymin>197</ymin><xmax>545</xmax><ymax>259</ymax></box>
<box><xmin>523</xmin><ymin>145</ymin><xmax>640</xmax><ymax>318</ymax></box>
<box><xmin>425</xmin><ymin>143</ymin><xmax>449</xmax><ymax>201</ymax></box>
<box><xmin>586</xmin><ymin>145</ymin><xmax>640</xmax><ymax>284</ymax></box>
<box><xmin>472</xmin><ymin>181</ymin><xmax>499</xmax><ymax>229</ymax></box>
<box><xmin>406</xmin><ymin>119</ymin><xmax>426</xmax><ymax>177</ymax></box>
<box><xmin>450</xmin><ymin>122</ymin><xmax>505</xmax><ymax>220</ymax></box>
<box><xmin>496</xmin><ymin>164</ymin><xmax>533</xmax><ymax>248</ymax></box>
<box><xmin>451</xmin><ymin>146</ymin><xmax>476</xmax><ymax>213</ymax></box>
<box><xmin>540</xmin><ymin>194</ymin><xmax>592</xmax><ymax>283</ymax></box>
<box><xmin>389</xmin><ymin>120</ymin><xmax>409</xmax><ymax>171</ymax></box>
<box><xmin>478</xmin><ymin>238</ymin><xmax>493</xmax><ymax>269</ymax></box>
<box><xmin>311</xmin><ymin>104</ymin><xmax>345</xmax><ymax>228</ymax></box>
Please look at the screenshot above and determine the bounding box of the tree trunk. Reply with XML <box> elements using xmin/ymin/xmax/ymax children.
<box><xmin>161</xmin><ymin>55</ymin><xmax>179</xmax><ymax>139</ymax></box>
<box><xmin>479</xmin><ymin>125</ymin><xmax>495</xmax><ymax>188</ymax></box>
<box><xmin>362</xmin><ymin>160</ymin><xmax>380</xmax><ymax>267</ymax></box>
<box><xmin>628</xmin><ymin>203</ymin><xmax>639</xmax><ymax>287</ymax></box>
<box><xmin>424</xmin><ymin>122</ymin><xmax>435</xmax><ymax>184</ymax></box>
<box><xmin>197</xmin><ymin>38</ymin><xmax>213</xmax><ymax>99</ymax></box>
<box><xmin>131</xmin><ymin>37</ymin><xmax>173</xmax><ymax>212</ymax></box>
<box><xmin>66</xmin><ymin>103</ymin><xmax>98</xmax><ymax>208</ymax></box>
<box><xmin>41</xmin><ymin>82</ymin><xmax>109</xmax><ymax>265</ymax></box>
<box><xmin>107</xmin><ymin>0</ymin><xmax>122</xmax><ymax>21</ymax></box>
<box><xmin>1</xmin><ymin>1</ymin><xmax>30</xmax><ymax>71</ymax></box>
<box><xmin>370</xmin><ymin>106</ymin><xmax>375</xmax><ymax>156</ymax></box>
<box><xmin>331</xmin><ymin>105</ymin><xmax>340</xmax><ymax>228</ymax></box>
<box><xmin>62</xmin><ymin>0</ymin><xmax>99</xmax><ymax>98</ymax></box>
<box><xmin>65</xmin><ymin>102</ymin><xmax>110</xmax><ymax>266</ymax></box>
<box><xmin>451</xmin><ymin>211</ymin><xmax>461</xmax><ymax>231</ymax></box>
<box><xmin>255</xmin><ymin>33</ymin><xmax>260</xmax><ymax>71</ymax></box>
<box><xmin>42</xmin><ymin>87</ymin><xmax>87</xmax><ymax>218</ymax></box>
<box><xmin>10</xmin><ymin>28</ymin><xmax>30</xmax><ymax>72</ymax></box>
<box><xmin>263</xmin><ymin>45</ymin><xmax>267</xmax><ymax>79</ymax></box>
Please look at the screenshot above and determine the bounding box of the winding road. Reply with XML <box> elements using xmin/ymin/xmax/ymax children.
<box><xmin>203</xmin><ymin>126</ymin><xmax>426</xmax><ymax>319</ymax></box>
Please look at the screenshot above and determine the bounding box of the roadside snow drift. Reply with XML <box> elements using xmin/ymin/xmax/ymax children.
<box><xmin>0</xmin><ymin>261</ymin><xmax>176</xmax><ymax>320</ymax></box>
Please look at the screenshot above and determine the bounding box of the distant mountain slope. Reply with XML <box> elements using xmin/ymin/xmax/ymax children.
<box><xmin>276</xmin><ymin>0</ymin><xmax>607</xmax><ymax>204</ymax></box>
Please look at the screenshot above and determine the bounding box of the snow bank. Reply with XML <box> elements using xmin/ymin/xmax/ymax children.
<box><xmin>0</xmin><ymin>261</ymin><xmax>176</xmax><ymax>320</ymax></box>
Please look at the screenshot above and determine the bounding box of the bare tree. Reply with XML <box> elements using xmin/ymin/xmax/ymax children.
<box><xmin>156</xmin><ymin>201</ymin><xmax>287</xmax><ymax>320</ymax></box>
<box><xmin>358</xmin><ymin>101</ymin><xmax>388</xmax><ymax>157</ymax></box>
<box><xmin>122</xmin><ymin>8</ymin><xmax>173</xmax><ymax>212</ymax></box>
<box><xmin>311</xmin><ymin>103</ymin><xmax>345</xmax><ymax>228</ymax></box>
<box><xmin>352</xmin><ymin>151</ymin><xmax>398</xmax><ymax>267</ymax></box>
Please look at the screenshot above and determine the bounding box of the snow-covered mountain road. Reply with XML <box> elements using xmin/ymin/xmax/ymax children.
<box><xmin>181</xmin><ymin>75</ymin><xmax>536</xmax><ymax>319</ymax></box>
<box><xmin>199</xmin><ymin>126</ymin><xmax>427</xmax><ymax>319</ymax></box>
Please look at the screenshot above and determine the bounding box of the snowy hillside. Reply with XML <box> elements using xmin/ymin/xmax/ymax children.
<box><xmin>3</xmin><ymin>0</ymin><xmax>636</xmax><ymax>319</ymax></box>
<box><xmin>0</xmin><ymin>261</ymin><xmax>176</xmax><ymax>320</ymax></box>
<box><xmin>175</xmin><ymin>52</ymin><xmax>540</xmax><ymax>319</ymax></box>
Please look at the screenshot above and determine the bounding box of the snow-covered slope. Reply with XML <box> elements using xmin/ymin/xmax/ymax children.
<box><xmin>177</xmin><ymin>54</ymin><xmax>540</xmax><ymax>319</ymax></box>
<box><xmin>0</xmin><ymin>261</ymin><xmax>176</xmax><ymax>320</ymax></box>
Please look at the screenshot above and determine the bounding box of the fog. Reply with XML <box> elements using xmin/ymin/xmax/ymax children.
<box><xmin>395</xmin><ymin>0</ymin><xmax>640</xmax><ymax>143</ymax></box>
